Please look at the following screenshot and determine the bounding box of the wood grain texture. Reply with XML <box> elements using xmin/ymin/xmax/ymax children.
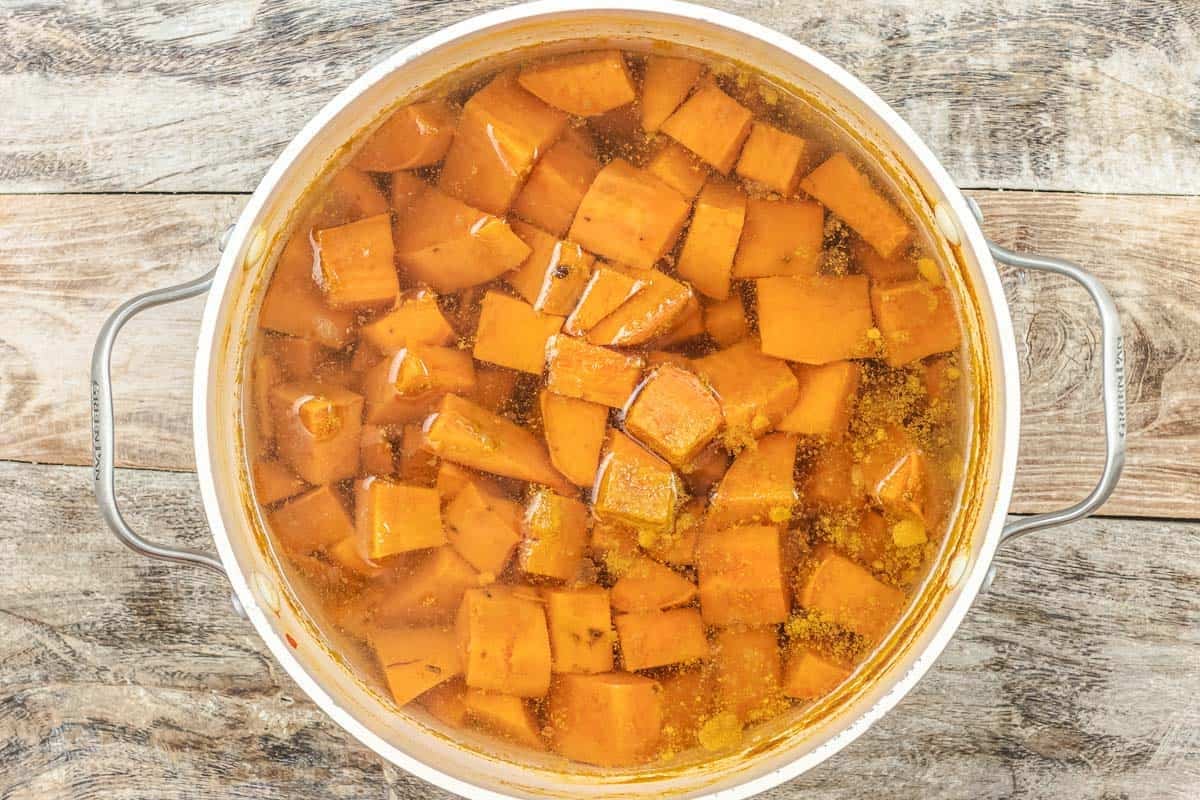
<box><xmin>0</xmin><ymin>0</ymin><xmax>1197</xmax><ymax>194</ymax></box>
<box><xmin>1</xmin><ymin>190</ymin><xmax>1194</xmax><ymax>518</ymax></box>
<box><xmin>1</xmin><ymin>462</ymin><xmax>1195</xmax><ymax>799</ymax></box>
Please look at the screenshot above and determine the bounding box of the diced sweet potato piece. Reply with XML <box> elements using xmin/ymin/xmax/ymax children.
<box><xmin>259</xmin><ymin>232</ymin><xmax>355</xmax><ymax>348</ymax></box>
<box><xmin>269</xmin><ymin>382</ymin><xmax>363</xmax><ymax>485</ymax></box>
<box><xmin>778</xmin><ymin>361</ymin><xmax>862</xmax><ymax>439</ymax></box>
<box><xmin>311</xmin><ymin>165</ymin><xmax>390</xmax><ymax>227</ymax></box>
<box><xmin>505</xmin><ymin>222</ymin><xmax>595</xmax><ymax>316</ymax></box>
<box><xmin>782</xmin><ymin>646</ymin><xmax>851</xmax><ymax>700</ymax></box>
<box><xmin>548</xmin><ymin>672</ymin><xmax>663</xmax><ymax>766</ymax></box>
<box><xmin>922</xmin><ymin>355</ymin><xmax>961</xmax><ymax>405</ymax></box>
<box><xmin>625</xmin><ymin>364</ymin><xmax>723</xmax><ymax>466</ymax></box>
<box><xmin>661</xmin><ymin>80</ymin><xmax>752</xmax><ymax>173</ymax></box>
<box><xmin>644</xmin><ymin>350</ymin><xmax>693</xmax><ymax>371</ymax></box>
<box><xmin>519</xmin><ymin>490</ymin><xmax>590</xmax><ymax>581</ymax></box>
<box><xmin>518</xmin><ymin>50</ymin><xmax>636</xmax><ymax>116</ymax></box>
<box><xmin>424</xmin><ymin>394</ymin><xmax>569</xmax><ymax>491</ymax></box>
<box><xmin>373</xmin><ymin>626</ymin><xmax>462</xmax><ymax>706</ymax></box>
<box><xmin>709</xmin><ymin>433</ymin><xmax>798</xmax><ymax>529</ymax></box>
<box><xmin>511</xmin><ymin>132</ymin><xmax>601</xmax><ymax>237</ymax></box>
<box><xmin>375</xmin><ymin>545</ymin><xmax>479</xmax><ymax>625</ymax></box>
<box><xmin>800</xmin><ymin>153</ymin><xmax>911</xmax><ymax>258</ymax></box>
<box><xmin>658</xmin><ymin>667</ymin><xmax>712</xmax><ymax>751</ymax></box>
<box><xmin>542</xmin><ymin>586</ymin><xmax>615</xmax><ymax>674</ymax></box>
<box><xmin>735</xmin><ymin>123</ymin><xmax>811</xmax><ymax>194</ymax></box>
<box><xmin>420</xmin><ymin>680</ymin><xmax>469</xmax><ymax>728</ymax></box>
<box><xmin>538</xmin><ymin>390</ymin><xmax>607</xmax><ymax>488</ymax></box>
<box><xmin>713</xmin><ymin>626</ymin><xmax>783</xmax><ymax>721</ymax></box>
<box><xmin>253</xmin><ymin>458</ymin><xmax>306</xmax><ymax>506</ymax></box>
<box><xmin>589</xmin><ymin>520</ymin><xmax>641</xmax><ymax>575</ymax></box>
<box><xmin>616</xmin><ymin>608</ymin><xmax>708</xmax><ymax>670</ymax></box>
<box><xmin>563</xmin><ymin>264</ymin><xmax>645</xmax><ymax>336</ymax></box>
<box><xmin>593</xmin><ymin>430</ymin><xmax>681</xmax><ymax>532</ymax></box>
<box><xmin>313</xmin><ymin>213</ymin><xmax>397</xmax><ymax>309</ymax></box>
<box><xmin>439</xmin><ymin>72</ymin><xmax>568</xmax><ymax>215</ymax></box>
<box><xmin>704</xmin><ymin>294</ymin><xmax>749</xmax><ymax>346</ymax></box>
<box><xmin>852</xmin><ymin>510</ymin><xmax>892</xmax><ymax>568</ymax></box>
<box><xmin>267</xmin><ymin>485</ymin><xmax>354</xmax><ymax>553</ymax></box>
<box><xmin>444</xmin><ymin>481</ymin><xmax>523</xmax><ymax>576</ymax></box>
<box><xmin>328</xmin><ymin>536</ymin><xmax>385</xmax><ymax>578</ymax></box>
<box><xmin>870</xmin><ymin>280</ymin><xmax>961</xmax><ymax>366</ymax></box>
<box><xmin>651</xmin><ymin>297</ymin><xmax>704</xmax><ymax>348</ymax></box>
<box><xmin>355</xmin><ymin>478</ymin><xmax>445</xmax><ymax>560</ymax></box>
<box><xmin>646</xmin><ymin>141</ymin><xmax>707</xmax><ymax>199</ymax></box>
<box><xmin>610</xmin><ymin>557</ymin><xmax>698</xmax><ymax>613</ymax></box>
<box><xmin>586</xmin><ymin>268</ymin><xmax>693</xmax><ymax>347</ymax></box>
<box><xmin>642</xmin><ymin>497</ymin><xmax>703</xmax><ymax>567</ymax></box>
<box><xmin>797</xmin><ymin>545</ymin><xmax>906</xmax><ymax>641</ymax></box>
<box><xmin>852</xmin><ymin>238</ymin><xmax>917</xmax><ymax>283</ymax></box>
<box><xmin>394</xmin><ymin>187</ymin><xmax>531</xmax><ymax>292</ymax></box>
<box><xmin>545</xmin><ymin>335</ymin><xmax>643</xmax><ymax>409</ymax></box>
<box><xmin>456</xmin><ymin>587</ymin><xmax>552</xmax><ymax>697</ymax></box>
<box><xmin>463</xmin><ymin>689</ymin><xmax>545</xmax><ymax>749</ymax></box>
<box><xmin>802</xmin><ymin>444</ymin><xmax>863</xmax><ymax>508</ymax></box>
<box><xmin>360</xmin><ymin>347</ymin><xmax>468</xmax><ymax>425</ymax></box>
<box><xmin>641</xmin><ymin>55</ymin><xmax>705</xmax><ymax>133</ymax></box>
<box><xmin>360</xmin><ymin>291</ymin><xmax>455</xmax><ymax>352</ymax></box>
<box><xmin>568</xmin><ymin>159</ymin><xmax>690</xmax><ymax>270</ymax></box>
<box><xmin>389</xmin><ymin>170</ymin><xmax>429</xmax><ymax>218</ymax></box>
<box><xmin>359</xmin><ymin>424</ymin><xmax>397</xmax><ymax>475</ymax></box>
<box><xmin>397</xmin><ymin>422</ymin><xmax>440</xmax><ymax>485</ymax></box>
<box><xmin>252</xmin><ymin>353</ymin><xmax>281</xmax><ymax>444</ymax></box>
<box><xmin>757</xmin><ymin>275</ymin><xmax>875</xmax><ymax>364</ymax></box>
<box><xmin>677</xmin><ymin>182</ymin><xmax>747</xmax><ymax>301</ymax></box>
<box><xmin>693</xmin><ymin>340</ymin><xmax>800</xmax><ymax>444</ymax></box>
<box><xmin>860</xmin><ymin>425</ymin><xmax>931</xmax><ymax>520</ymax></box>
<box><xmin>732</xmin><ymin>198</ymin><xmax>824</xmax><ymax>278</ymax></box>
<box><xmin>435</xmin><ymin>462</ymin><xmax>502</xmax><ymax>502</ymax></box>
<box><xmin>352</xmin><ymin>100</ymin><xmax>456</xmax><ymax>172</ymax></box>
<box><xmin>267</xmin><ymin>336</ymin><xmax>329</xmax><ymax>380</ymax></box>
<box><xmin>696</xmin><ymin>525</ymin><xmax>790</xmax><ymax>626</ymax></box>
<box><xmin>681</xmin><ymin>442</ymin><xmax>731</xmax><ymax>495</ymax></box>
<box><xmin>472</xmin><ymin>291</ymin><xmax>565</xmax><ymax>375</ymax></box>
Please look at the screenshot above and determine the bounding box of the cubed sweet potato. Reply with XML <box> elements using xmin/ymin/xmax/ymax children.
<box><xmin>860</xmin><ymin>425</ymin><xmax>931</xmax><ymax>520</ymax></box>
<box><xmin>444</xmin><ymin>480</ymin><xmax>523</xmax><ymax>576</ymax></box>
<box><xmin>473</xmin><ymin>291</ymin><xmax>565</xmax><ymax>375</ymax></box>
<box><xmin>511</xmin><ymin>132</ymin><xmax>601</xmax><ymax>237</ymax></box>
<box><xmin>757</xmin><ymin>275</ymin><xmax>875</xmax><ymax>364</ymax></box>
<box><xmin>797</xmin><ymin>545</ymin><xmax>906</xmax><ymax>641</ymax></box>
<box><xmin>518</xmin><ymin>50</ymin><xmax>636</xmax><ymax>116</ymax></box>
<box><xmin>704</xmin><ymin>294</ymin><xmax>749</xmax><ymax>346</ymax></box>
<box><xmin>681</xmin><ymin>442</ymin><xmax>731</xmax><ymax>495</ymax></box>
<box><xmin>696</xmin><ymin>525</ymin><xmax>790</xmax><ymax>626</ymax></box>
<box><xmin>352</xmin><ymin>100</ymin><xmax>456</xmax><ymax>172</ymax></box>
<box><xmin>646</xmin><ymin>141</ymin><xmax>708</xmax><ymax>199</ymax></box>
<box><xmin>922</xmin><ymin>355</ymin><xmax>961</xmax><ymax>405</ymax></box>
<box><xmin>781</xmin><ymin>646</ymin><xmax>851</xmax><ymax>700</ymax></box>
<box><xmin>253</xmin><ymin>458</ymin><xmax>307</xmax><ymax>506</ymax></box>
<box><xmin>328</xmin><ymin>536</ymin><xmax>385</xmax><ymax>578</ymax></box>
<box><xmin>593</xmin><ymin>430</ymin><xmax>681</xmax><ymax>532</ymax></box>
<box><xmin>801</xmin><ymin>444</ymin><xmax>863</xmax><ymax>509</ymax></box>
<box><xmin>799</xmin><ymin>153</ymin><xmax>911</xmax><ymax>259</ymax></box>
<box><xmin>708</xmin><ymin>433</ymin><xmax>798</xmax><ymax>529</ymax></box>
<box><xmin>472</xmin><ymin>366</ymin><xmax>520</xmax><ymax>417</ymax></box>
<box><xmin>359</xmin><ymin>424</ymin><xmax>398</xmax><ymax>475</ymax></box>
<box><xmin>641</xmin><ymin>497</ymin><xmax>703</xmax><ymax>567</ymax></box>
<box><xmin>610</xmin><ymin>557</ymin><xmax>698</xmax><ymax>613</ymax></box>
<box><xmin>870</xmin><ymin>280</ymin><xmax>961</xmax><ymax>366</ymax></box>
<box><xmin>585</xmin><ymin>267</ymin><xmax>694</xmax><ymax>347</ymax></box>
<box><xmin>616</xmin><ymin>608</ymin><xmax>708</xmax><ymax>670</ymax></box>
<box><xmin>505</xmin><ymin>221</ymin><xmax>595</xmax><ymax>316</ymax></box>
<box><xmin>267</xmin><ymin>336</ymin><xmax>329</xmax><ymax>381</ymax></box>
<box><xmin>548</xmin><ymin>672</ymin><xmax>663</xmax><ymax>766</ymax></box>
<box><xmin>397</xmin><ymin>422</ymin><xmax>440</xmax><ymax>485</ymax></box>
<box><xmin>389</xmin><ymin>170</ymin><xmax>429</xmax><ymax>218</ymax></box>
<box><xmin>693</xmin><ymin>340</ymin><xmax>800</xmax><ymax>445</ymax></box>
<box><xmin>660</xmin><ymin>79</ymin><xmax>753</xmax><ymax>173</ymax></box>
<box><xmin>269</xmin><ymin>383</ymin><xmax>363</xmax><ymax>485</ymax></box>
<box><xmin>456</xmin><ymin>587</ymin><xmax>553</xmax><ymax>697</ymax></box>
<box><xmin>624</xmin><ymin>364</ymin><xmax>723</xmax><ymax>467</ymax></box>
<box><xmin>251</xmin><ymin>353</ymin><xmax>281</xmax><ymax>445</ymax></box>
<box><xmin>419</xmin><ymin>680</ymin><xmax>469</xmax><ymax>728</ymax></box>
<box><xmin>641</xmin><ymin>55</ymin><xmax>705</xmax><ymax>133</ymax></box>
<box><xmin>439</xmin><ymin>72</ymin><xmax>568</xmax><ymax>215</ymax></box>
<box><xmin>542</xmin><ymin>586</ymin><xmax>615</xmax><ymax>674</ymax></box>
<box><xmin>589</xmin><ymin>520</ymin><xmax>642</xmax><ymax>575</ymax></box>
<box><xmin>852</xmin><ymin>238</ymin><xmax>918</xmax><ymax>283</ymax></box>
<box><xmin>373</xmin><ymin>625</ymin><xmax>461</xmax><ymax>706</ymax></box>
<box><xmin>563</xmin><ymin>264</ymin><xmax>645</xmax><ymax>336</ymax></box>
<box><xmin>732</xmin><ymin>198</ymin><xmax>824</xmax><ymax>278</ymax></box>
<box><xmin>713</xmin><ymin>626</ymin><xmax>783</xmax><ymax>721</ymax></box>
<box><xmin>539</xmin><ymin>390</ymin><xmax>607</xmax><ymax>488</ymax></box>
<box><xmin>360</xmin><ymin>291</ymin><xmax>455</xmax><ymax>353</ymax></box>
<box><xmin>778</xmin><ymin>361</ymin><xmax>862</xmax><ymax>439</ymax></box>
<box><xmin>676</xmin><ymin>182</ymin><xmax>747</xmax><ymax>301</ymax></box>
<box><xmin>463</xmin><ymin>689</ymin><xmax>546</xmax><ymax>749</ymax></box>
<box><xmin>519</xmin><ymin>490</ymin><xmax>590</xmax><ymax>581</ymax></box>
<box><xmin>308</xmin><ymin>164</ymin><xmax>390</xmax><ymax>228</ymax></box>
<box><xmin>267</xmin><ymin>485</ymin><xmax>354</xmax><ymax>554</ymax></box>
<box><xmin>568</xmin><ymin>159</ymin><xmax>691</xmax><ymax>270</ymax></box>
<box><xmin>258</xmin><ymin>232</ymin><xmax>355</xmax><ymax>348</ymax></box>
<box><xmin>313</xmin><ymin>213</ymin><xmax>398</xmax><ymax>309</ymax></box>
<box><xmin>651</xmin><ymin>297</ymin><xmax>704</xmax><ymax>348</ymax></box>
<box><xmin>545</xmin><ymin>335</ymin><xmax>644</xmax><ymax>409</ymax></box>
<box><xmin>657</xmin><ymin>667</ymin><xmax>712</xmax><ymax>752</ymax></box>
<box><xmin>736</xmin><ymin>122</ymin><xmax>811</xmax><ymax>195</ymax></box>
<box><xmin>356</xmin><ymin>478</ymin><xmax>445</xmax><ymax>560</ymax></box>
<box><xmin>435</xmin><ymin>462</ymin><xmax>502</xmax><ymax>502</ymax></box>
<box><xmin>360</xmin><ymin>347</ymin><xmax>469</xmax><ymax>425</ymax></box>
<box><xmin>374</xmin><ymin>545</ymin><xmax>479</xmax><ymax>625</ymax></box>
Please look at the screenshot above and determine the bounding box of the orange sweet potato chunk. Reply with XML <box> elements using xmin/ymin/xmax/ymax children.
<box><xmin>709</xmin><ymin>433</ymin><xmax>798</xmax><ymax>529</ymax></box>
<box><xmin>424</xmin><ymin>394</ymin><xmax>569</xmax><ymax>491</ymax></box>
<box><xmin>757</xmin><ymin>275</ymin><xmax>875</xmax><ymax>364</ymax></box>
<box><xmin>732</xmin><ymin>198</ymin><xmax>824</xmax><ymax>278</ymax></box>
<box><xmin>420</xmin><ymin>680</ymin><xmax>469</xmax><ymax>728</ymax></box>
<box><xmin>374</xmin><ymin>545</ymin><xmax>479</xmax><ymax>625</ymax></box>
<box><xmin>549</xmin><ymin>672</ymin><xmax>663</xmax><ymax>766</ymax></box>
<box><xmin>444</xmin><ymin>481</ymin><xmax>523</xmax><ymax>576</ymax></box>
<box><xmin>704</xmin><ymin>294</ymin><xmax>749</xmax><ymax>346</ymax></box>
<box><xmin>713</xmin><ymin>626</ymin><xmax>784</xmax><ymax>721</ymax></box>
<box><xmin>266</xmin><ymin>336</ymin><xmax>329</xmax><ymax>381</ymax></box>
<box><xmin>797</xmin><ymin>545</ymin><xmax>906</xmax><ymax>641</ymax></box>
<box><xmin>373</xmin><ymin>626</ymin><xmax>462</xmax><ymax>706</ymax></box>
<box><xmin>860</xmin><ymin>425</ymin><xmax>931</xmax><ymax>521</ymax></box>
<box><xmin>436</xmin><ymin>462</ymin><xmax>502</xmax><ymax>502</ymax></box>
<box><xmin>610</xmin><ymin>557</ymin><xmax>697</xmax><ymax>613</ymax></box>
<box><xmin>585</xmin><ymin>268</ymin><xmax>693</xmax><ymax>347</ymax></box>
<box><xmin>678</xmin><ymin>182</ymin><xmax>748</xmax><ymax>301</ymax></box>
<box><xmin>616</xmin><ymin>608</ymin><xmax>708</xmax><ymax>670</ymax></box>
<box><xmin>545</xmin><ymin>334</ymin><xmax>643</xmax><ymax>409</ymax></box>
<box><xmin>802</xmin><ymin>443</ymin><xmax>864</xmax><ymax>509</ymax></box>
<box><xmin>800</xmin><ymin>153</ymin><xmax>911</xmax><ymax>258</ymax></box>
<box><xmin>625</xmin><ymin>364</ymin><xmax>723</xmax><ymax>467</ymax></box>
<box><xmin>661</xmin><ymin>79</ymin><xmax>753</xmax><ymax>173</ymax></box>
<box><xmin>519</xmin><ymin>489</ymin><xmax>590</xmax><ymax>581</ymax></box>
<box><xmin>642</xmin><ymin>497</ymin><xmax>703</xmax><ymax>567</ymax></box>
<box><xmin>696</xmin><ymin>525</ymin><xmax>790</xmax><ymax>626</ymax></box>
<box><xmin>853</xmin><ymin>238</ymin><xmax>918</xmax><ymax>283</ymax></box>
<box><xmin>782</xmin><ymin>646</ymin><xmax>851</xmax><ymax>700</ymax></box>
<box><xmin>328</xmin><ymin>536</ymin><xmax>385</xmax><ymax>578</ymax></box>
<box><xmin>352</xmin><ymin>100</ymin><xmax>456</xmax><ymax>172</ymax></box>
<box><xmin>259</xmin><ymin>232</ymin><xmax>355</xmax><ymax>348</ymax></box>
<box><xmin>472</xmin><ymin>366</ymin><xmax>520</xmax><ymax>417</ymax></box>
<box><xmin>439</xmin><ymin>72</ymin><xmax>568</xmax><ymax>215</ymax></box>
<box><xmin>646</xmin><ymin>141</ymin><xmax>708</xmax><ymax>199</ymax></box>
<box><xmin>693</xmin><ymin>340</ymin><xmax>800</xmax><ymax>444</ymax></box>
<box><xmin>506</xmin><ymin>221</ymin><xmax>595</xmax><ymax>316</ymax></box>
<box><xmin>568</xmin><ymin>159</ymin><xmax>691</xmax><ymax>270</ymax></box>
<box><xmin>269</xmin><ymin>383</ymin><xmax>363</xmax><ymax>485</ymax></box>
<box><xmin>473</xmin><ymin>291</ymin><xmax>565</xmax><ymax>375</ymax></box>
<box><xmin>511</xmin><ymin>131</ymin><xmax>601</xmax><ymax>237</ymax></box>
<box><xmin>658</xmin><ymin>667</ymin><xmax>712</xmax><ymax>751</ymax></box>
<box><xmin>360</xmin><ymin>346</ymin><xmax>474</xmax><ymax>425</ymax></box>
<box><xmin>870</xmin><ymin>280</ymin><xmax>962</xmax><ymax>366</ymax></box>
<box><xmin>252</xmin><ymin>353</ymin><xmax>281</xmax><ymax>444</ymax></box>
<box><xmin>360</xmin><ymin>291</ymin><xmax>455</xmax><ymax>353</ymax></box>
<box><xmin>394</xmin><ymin>187</ymin><xmax>532</xmax><ymax>292</ymax></box>
<box><xmin>681</xmin><ymin>442</ymin><xmax>731</xmax><ymax>496</ymax></box>
<box><xmin>456</xmin><ymin>587</ymin><xmax>553</xmax><ymax>697</ymax></box>
<box><xmin>518</xmin><ymin>50</ymin><xmax>636</xmax><ymax>116</ymax></box>
<box><xmin>253</xmin><ymin>458</ymin><xmax>307</xmax><ymax>506</ymax></box>
<box><xmin>539</xmin><ymin>390</ymin><xmax>607</xmax><ymax>488</ymax></box>
<box><xmin>594</xmin><ymin>430</ymin><xmax>681</xmax><ymax>532</ymax></box>
<box><xmin>641</xmin><ymin>55</ymin><xmax>704</xmax><ymax>133</ymax></box>
<box><xmin>651</xmin><ymin>297</ymin><xmax>704</xmax><ymax>348</ymax></box>
<box><xmin>463</xmin><ymin>689</ymin><xmax>546</xmax><ymax>749</ymax></box>
<box><xmin>778</xmin><ymin>361</ymin><xmax>862</xmax><ymax>439</ymax></box>
<box><xmin>542</xmin><ymin>586</ymin><xmax>615</xmax><ymax>674</ymax></box>
<box><xmin>736</xmin><ymin>122</ymin><xmax>811</xmax><ymax>195</ymax></box>
<box><xmin>563</xmin><ymin>264</ymin><xmax>645</xmax><ymax>336</ymax></box>
<box><xmin>389</xmin><ymin>170</ymin><xmax>429</xmax><ymax>218</ymax></box>
<box><xmin>267</xmin><ymin>485</ymin><xmax>354</xmax><ymax>554</ymax></box>
<box><xmin>355</xmin><ymin>478</ymin><xmax>446</xmax><ymax>560</ymax></box>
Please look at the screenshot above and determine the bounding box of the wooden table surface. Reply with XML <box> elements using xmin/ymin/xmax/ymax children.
<box><xmin>1</xmin><ymin>1</ymin><xmax>1197</xmax><ymax>798</ymax></box>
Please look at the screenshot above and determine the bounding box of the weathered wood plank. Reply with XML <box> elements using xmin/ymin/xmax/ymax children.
<box><xmin>1</xmin><ymin>462</ymin><xmax>1196</xmax><ymax>799</ymax></box>
<box><xmin>0</xmin><ymin>0</ymin><xmax>1196</xmax><ymax>194</ymax></box>
<box><xmin>1</xmin><ymin>190</ymin><xmax>1194</xmax><ymax>517</ymax></box>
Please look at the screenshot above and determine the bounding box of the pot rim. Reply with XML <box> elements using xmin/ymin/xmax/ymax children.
<box><xmin>193</xmin><ymin>2</ymin><xmax>1021</xmax><ymax>798</ymax></box>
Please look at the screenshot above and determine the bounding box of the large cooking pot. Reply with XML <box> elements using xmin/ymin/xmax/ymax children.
<box><xmin>90</xmin><ymin>2</ymin><xmax>1127</xmax><ymax>798</ymax></box>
